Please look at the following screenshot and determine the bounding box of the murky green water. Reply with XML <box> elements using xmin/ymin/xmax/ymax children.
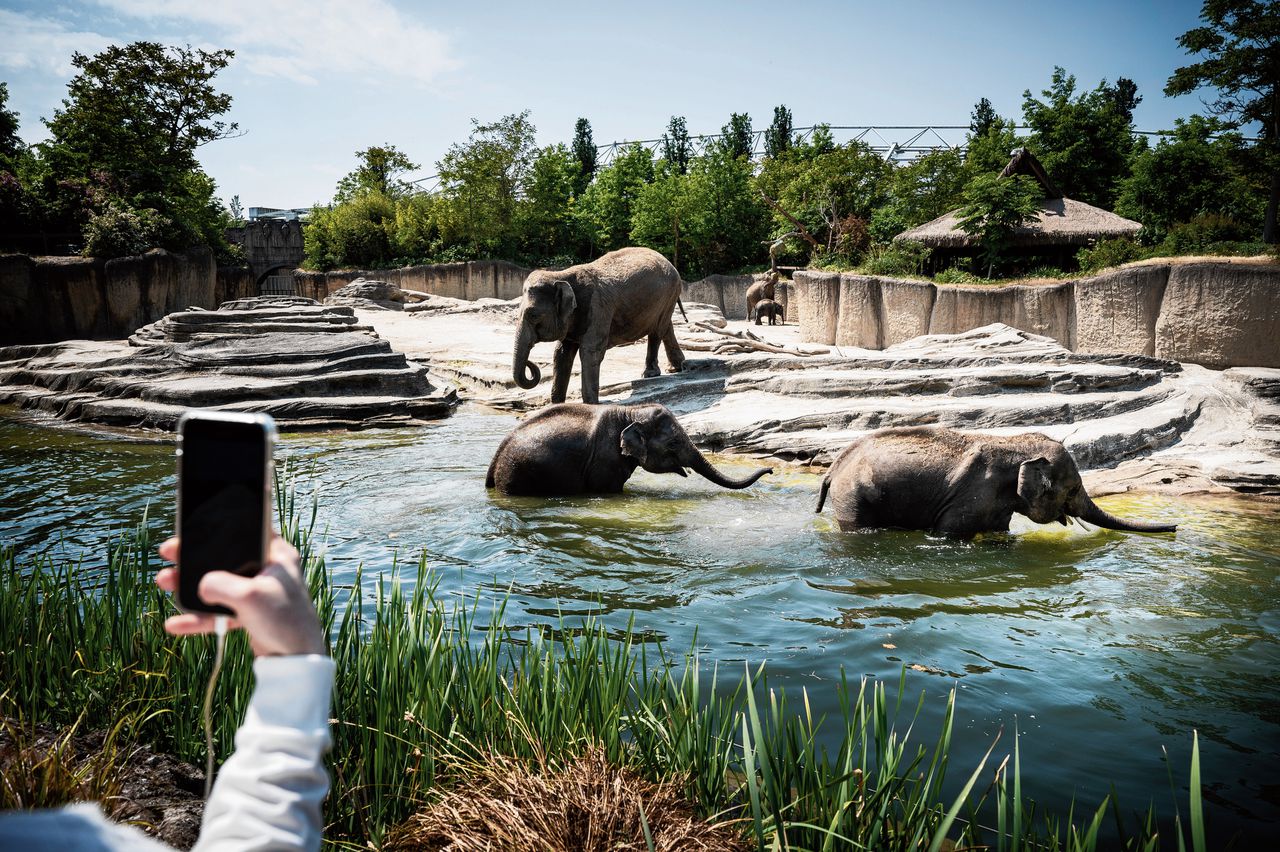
<box><xmin>2</xmin><ymin>408</ymin><xmax>1278</xmax><ymax>844</ymax></box>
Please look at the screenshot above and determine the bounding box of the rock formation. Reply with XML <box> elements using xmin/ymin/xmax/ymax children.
<box><xmin>323</xmin><ymin>278</ymin><xmax>427</xmax><ymax>311</ymax></box>
<box><xmin>0</xmin><ymin>297</ymin><xmax>457</xmax><ymax>431</ymax></box>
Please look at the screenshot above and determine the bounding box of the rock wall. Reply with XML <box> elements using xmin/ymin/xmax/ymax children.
<box><xmin>294</xmin><ymin>260</ymin><xmax>533</xmax><ymax>303</ymax></box>
<box><xmin>793</xmin><ymin>261</ymin><xmax>1280</xmax><ymax>368</ymax></box>
<box><xmin>0</xmin><ymin>249</ymin><xmax>254</xmax><ymax>345</ymax></box>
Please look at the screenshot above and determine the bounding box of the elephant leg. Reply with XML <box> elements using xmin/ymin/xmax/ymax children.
<box><xmin>661</xmin><ymin>318</ymin><xmax>686</xmax><ymax>373</ymax></box>
<box><xmin>643</xmin><ymin>333</ymin><xmax>661</xmax><ymax>379</ymax></box>
<box><xmin>578</xmin><ymin>343</ymin><xmax>605</xmax><ymax>404</ymax></box>
<box><xmin>550</xmin><ymin>340</ymin><xmax>578</xmax><ymax>403</ymax></box>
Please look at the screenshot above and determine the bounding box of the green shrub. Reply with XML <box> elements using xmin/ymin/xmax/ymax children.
<box><xmin>80</xmin><ymin>203</ymin><xmax>167</xmax><ymax>258</ymax></box>
<box><xmin>1161</xmin><ymin>213</ymin><xmax>1251</xmax><ymax>254</ymax></box>
<box><xmin>1023</xmin><ymin>265</ymin><xmax>1068</xmax><ymax>279</ymax></box>
<box><xmin>1076</xmin><ymin>238</ymin><xmax>1147</xmax><ymax>273</ymax></box>
<box><xmin>860</xmin><ymin>240</ymin><xmax>930</xmax><ymax>276</ymax></box>
<box><xmin>933</xmin><ymin>266</ymin><xmax>983</xmax><ymax>285</ymax></box>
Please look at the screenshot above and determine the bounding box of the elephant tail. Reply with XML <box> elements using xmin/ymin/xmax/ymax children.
<box><xmin>676</xmin><ymin>298</ymin><xmax>687</xmax><ymax>322</ymax></box>
<box><xmin>815</xmin><ymin>478</ymin><xmax>830</xmax><ymax>513</ymax></box>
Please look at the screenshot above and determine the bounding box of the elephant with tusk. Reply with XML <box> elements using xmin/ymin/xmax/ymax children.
<box><xmin>486</xmin><ymin>403</ymin><xmax>772</xmax><ymax>496</ymax></box>
<box><xmin>815</xmin><ymin>426</ymin><xmax>1178</xmax><ymax>537</ymax></box>
<box><xmin>511</xmin><ymin>247</ymin><xmax>687</xmax><ymax>405</ymax></box>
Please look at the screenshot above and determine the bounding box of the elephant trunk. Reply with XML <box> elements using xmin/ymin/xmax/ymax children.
<box><xmin>512</xmin><ymin>320</ymin><xmax>541</xmax><ymax>390</ymax></box>
<box><xmin>1077</xmin><ymin>495</ymin><xmax>1177</xmax><ymax>533</ymax></box>
<box><xmin>685</xmin><ymin>449</ymin><xmax>771</xmax><ymax>490</ymax></box>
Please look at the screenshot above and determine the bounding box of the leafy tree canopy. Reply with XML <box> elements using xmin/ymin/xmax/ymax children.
<box><xmin>765</xmin><ymin>105</ymin><xmax>794</xmax><ymax>159</ymax></box>
<box><xmin>970</xmin><ymin>97</ymin><xmax>999</xmax><ymax>137</ymax></box>
<box><xmin>571</xmin><ymin>117</ymin><xmax>597</xmax><ymax>194</ymax></box>
<box><xmin>43</xmin><ymin>42</ymin><xmax>237</xmax><ymax>191</ymax></box>
<box><xmin>719</xmin><ymin>112</ymin><xmax>753</xmax><ymax>159</ymax></box>
<box><xmin>1166</xmin><ymin>0</ymin><xmax>1280</xmax><ymax>242</ymax></box>
<box><xmin>957</xmin><ymin>172</ymin><xmax>1042</xmax><ymax>276</ymax></box>
<box><xmin>334</xmin><ymin>145</ymin><xmax>419</xmax><ymax>203</ymax></box>
<box><xmin>1116</xmin><ymin>114</ymin><xmax>1263</xmax><ymax>237</ymax></box>
<box><xmin>0</xmin><ymin>83</ymin><xmax>22</xmax><ymax>165</ymax></box>
<box><xmin>435</xmin><ymin>111</ymin><xmax>538</xmax><ymax>257</ymax></box>
<box><xmin>575</xmin><ymin>142</ymin><xmax>654</xmax><ymax>253</ymax></box>
<box><xmin>1021</xmin><ymin>67</ymin><xmax>1139</xmax><ymax>208</ymax></box>
<box><xmin>661</xmin><ymin>115</ymin><xmax>692</xmax><ymax>175</ymax></box>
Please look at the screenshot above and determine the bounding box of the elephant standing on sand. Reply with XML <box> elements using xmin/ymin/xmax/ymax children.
<box><xmin>486</xmin><ymin>403</ymin><xmax>772</xmax><ymax>496</ymax></box>
<box><xmin>512</xmin><ymin>247</ymin><xmax>686</xmax><ymax>405</ymax></box>
<box><xmin>815</xmin><ymin>426</ymin><xmax>1177</xmax><ymax>537</ymax></box>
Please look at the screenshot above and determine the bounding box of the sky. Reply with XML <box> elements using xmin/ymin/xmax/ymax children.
<box><xmin>0</xmin><ymin>0</ymin><xmax>1218</xmax><ymax>210</ymax></box>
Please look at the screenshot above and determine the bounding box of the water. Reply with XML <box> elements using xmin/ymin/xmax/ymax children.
<box><xmin>2</xmin><ymin>407</ymin><xmax>1278</xmax><ymax>843</ymax></box>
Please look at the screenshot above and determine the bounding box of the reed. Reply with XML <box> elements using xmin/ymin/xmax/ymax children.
<box><xmin>0</xmin><ymin>489</ymin><xmax>1209</xmax><ymax>851</ymax></box>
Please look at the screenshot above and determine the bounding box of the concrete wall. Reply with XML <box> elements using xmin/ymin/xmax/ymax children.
<box><xmin>0</xmin><ymin>249</ymin><xmax>254</xmax><ymax>345</ymax></box>
<box><xmin>293</xmin><ymin>260</ymin><xmax>533</xmax><ymax>303</ymax></box>
<box><xmin>793</xmin><ymin>260</ymin><xmax>1280</xmax><ymax>369</ymax></box>
<box><xmin>226</xmin><ymin>220</ymin><xmax>305</xmax><ymax>282</ymax></box>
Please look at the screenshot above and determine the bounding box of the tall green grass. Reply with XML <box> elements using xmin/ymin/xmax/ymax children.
<box><xmin>0</xmin><ymin>486</ymin><xmax>1210</xmax><ymax>850</ymax></box>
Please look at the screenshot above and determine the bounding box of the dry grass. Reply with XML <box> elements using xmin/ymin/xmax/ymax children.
<box><xmin>384</xmin><ymin>747</ymin><xmax>751</xmax><ymax>852</ymax></box>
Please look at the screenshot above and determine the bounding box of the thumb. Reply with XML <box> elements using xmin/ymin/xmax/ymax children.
<box><xmin>198</xmin><ymin>570</ymin><xmax>256</xmax><ymax>610</ymax></box>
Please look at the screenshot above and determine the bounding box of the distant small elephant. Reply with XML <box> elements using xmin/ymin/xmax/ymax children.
<box><xmin>512</xmin><ymin>247</ymin><xmax>686</xmax><ymax>405</ymax></box>
<box><xmin>754</xmin><ymin>299</ymin><xmax>783</xmax><ymax>325</ymax></box>
<box><xmin>486</xmin><ymin>403</ymin><xmax>772</xmax><ymax>496</ymax></box>
<box><xmin>745</xmin><ymin>272</ymin><xmax>777</xmax><ymax>322</ymax></box>
<box><xmin>815</xmin><ymin>426</ymin><xmax>1177</xmax><ymax>537</ymax></box>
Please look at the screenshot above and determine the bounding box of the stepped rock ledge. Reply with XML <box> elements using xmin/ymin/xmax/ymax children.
<box><xmin>0</xmin><ymin>296</ymin><xmax>457</xmax><ymax>430</ymax></box>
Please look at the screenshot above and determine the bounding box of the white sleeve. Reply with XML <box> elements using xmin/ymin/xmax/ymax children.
<box><xmin>194</xmin><ymin>654</ymin><xmax>335</xmax><ymax>852</ymax></box>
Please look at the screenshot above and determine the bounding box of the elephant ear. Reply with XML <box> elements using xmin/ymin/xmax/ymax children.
<box><xmin>556</xmin><ymin>279</ymin><xmax>577</xmax><ymax>332</ymax></box>
<box><xmin>1016</xmin><ymin>456</ymin><xmax>1053</xmax><ymax>510</ymax></box>
<box><xmin>620</xmin><ymin>422</ymin><xmax>647</xmax><ymax>464</ymax></box>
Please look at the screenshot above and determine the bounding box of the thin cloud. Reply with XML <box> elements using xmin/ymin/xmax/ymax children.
<box><xmin>0</xmin><ymin>10</ymin><xmax>113</xmax><ymax>77</ymax></box>
<box><xmin>95</xmin><ymin>0</ymin><xmax>460</xmax><ymax>87</ymax></box>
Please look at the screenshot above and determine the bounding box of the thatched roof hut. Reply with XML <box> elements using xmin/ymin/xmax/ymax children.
<box><xmin>894</xmin><ymin>148</ymin><xmax>1141</xmax><ymax>250</ymax></box>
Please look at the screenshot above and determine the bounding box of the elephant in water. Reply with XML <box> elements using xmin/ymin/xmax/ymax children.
<box><xmin>815</xmin><ymin>426</ymin><xmax>1177</xmax><ymax>537</ymax></box>
<box><xmin>486</xmin><ymin>403</ymin><xmax>772</xmax><ymax>496</ymax></box>
<box><xmin>512</xmin><ymin>247</ymin><xmax>686</xmax><ymax>405</ymax></box>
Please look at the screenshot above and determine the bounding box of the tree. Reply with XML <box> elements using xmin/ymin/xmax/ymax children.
<box><xmin>334</xmin><ymin>145</ymin><xmax>419</xmax><ymax>203</ymax></box>
<box><xmin>44</xmin><ymin>43</ymin><xmax>236</xmax><ymax>189</ymax></box>
<box><xmin>1166</xmin><ymin>0</ymin><xmax>1280</xmax><ymax>242</ymax></box>
<box><xmin>571</xmin><ymin>118</ymin><xmax>597</xmax><ymax>195</ymax></box>
<box><xmin>0</xmin><ymin>83</ymin><xmax>21</xmax><ymax>166</ymax></box>
<box><xmin>575</xmin><ymin>143</ymin><xmax>653</xmax><ymax>253</ymax></box>
<box><xmin>765</xmin><ymin>105</ymin><xmax>793</xmax><ymax>158</ymax></box>
<box><xmin>1116</xmin><ymin>114</ymin><xmax>1264</xmax><ymax>238</ymax></box>
<box><xmin>720</xmin><ymin>112</ymin><xmax>753</xmax><ymax>159</ymax></box>
<box><xmin>38</xmin><ymin>42</ymin><xmax>239</xmax><ymax>254</ymax></box>
<box><xmin>756</xmin><ymin>140</ymin><xmax>893</xmax><ymax>261</ymax></box>
<box><xmin>871</xmin><ymin>147</ymin><xmax>968</xmax><ymax>242</ymax></box>
<box><xmin>435</xmin><ymin>111</ymin><xmax>538</xmax><ymax>257</ymax></box>
<box><xmin>957</xmin><ymin>173</ymin><xmax>1042</xmax><ymax>276</ymax></box>
<box><xmin>228</xmin><ymin>194</ymin><xmax>243</xmax><ymax>222</ymax></box>
<box><xmin>970</xmin><ymin>97</ymin><xmax>999</xmax><ymax>137</ymax></box>
<box><xmin>1021</xmin><ymin>67</ymin><xmax>1139</xmax><ymax>208</ymax></box>
<box><xmin>661</xmin><ymin>115</ymin><xmax>692</xmax><ymax>175</ymax></box>
<box><xmin>631</xmin><ymin>169</ymin><xmax>693</xmax><ymax>270</ymax></box>
<box><xmin>519</xmin><ymin>143</ymin><xmax>582</xmax><ymax>262</ymax></box>
<box><xmin>964</xmin><ymin>114</ymin><xmax>1022</xmax><ymax>176</ymax></box>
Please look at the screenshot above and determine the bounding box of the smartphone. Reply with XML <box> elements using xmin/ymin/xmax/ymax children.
<box><xmin>175</xmin><ymin>411</ymin><xmax>277</xmax><ymax>614</ymax></box>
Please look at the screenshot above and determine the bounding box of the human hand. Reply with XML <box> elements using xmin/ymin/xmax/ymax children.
<box><xmin>156</xmin><ymin>535</ymin><xmax>326</xmax><ymax>657</ymax></box>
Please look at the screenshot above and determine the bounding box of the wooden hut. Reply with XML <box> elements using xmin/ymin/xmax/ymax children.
<box><xmin>894</xmin><ymin>148</ymin><xmax>1141</xmax><ymax>272</ymax></box>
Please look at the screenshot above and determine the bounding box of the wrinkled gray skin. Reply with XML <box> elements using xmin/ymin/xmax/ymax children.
<box><xmin>512</xmin><ymin>247</ymin><xmax>686</xmax><ymax>405</ymax></box>
<box><xmin>486</xmin><ymin>402</ymin><xmax>772</xmax><ymax>496</ymax></box>
<box><xmin>745</xmin><ymin>273</ymin><xmax>777</xmax><ymax>321</ymax></box>
<box><xmin>754</xmin><ymin>299</ymin><xmax>783</xmax><ymax>325</ymax></box>
<box><xmin>815</xmin><ymin>426</ymin><xmax>1177</xmax><ymax>537</ymax></box>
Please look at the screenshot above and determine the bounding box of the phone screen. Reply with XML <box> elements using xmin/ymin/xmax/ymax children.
<box><xmin>178</xmin><ymin>416</ymin><xmax>270</xmax><ymax>614</ymax></box>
